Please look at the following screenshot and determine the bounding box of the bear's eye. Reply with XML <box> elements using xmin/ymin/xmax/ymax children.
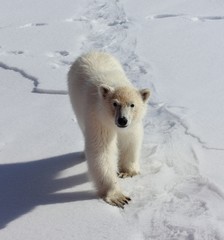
<box><xmin>130</xmin><ymin>103</ymin><xmax>135</xmax><ymax>108</ymax></box>
<box><xmin>113</xmin><ymin>102</ymin><xmax>118</xmax><ymax>107</ymax></box>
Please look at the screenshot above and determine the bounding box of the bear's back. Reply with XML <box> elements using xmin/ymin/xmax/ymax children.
<box><xmin>71</xmin><ymin>51</ymin><xmax>131</xmax><ymax>88</ymax></box>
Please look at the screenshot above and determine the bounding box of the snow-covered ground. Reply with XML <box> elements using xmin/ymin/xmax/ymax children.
<box><xmin>1</xmin><ymin>0</ymin><xmax>224</xmax><ymax>239</ymax></box>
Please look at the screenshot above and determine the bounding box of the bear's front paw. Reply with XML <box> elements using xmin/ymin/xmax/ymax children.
<box><xmin>103</xmin><ymin>191</ymin><xmax>131</xmax><ymax>209</ymax></box>
<box><xmin>118</xmin><ymin>170</ymin><xmax>140</xmax><ymax>178</ymax></box>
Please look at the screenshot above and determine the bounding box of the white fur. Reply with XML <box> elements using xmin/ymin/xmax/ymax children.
<box><xmin>68</xmin><ymin>51</ymin><xmax>150</xmax><ymax>207</ymax></box>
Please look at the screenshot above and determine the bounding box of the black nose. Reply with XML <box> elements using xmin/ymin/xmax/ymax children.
<box><xmin>117</xmin><ymin>117</ymin><xmax>128</xmax><ymax>127</ymax></box>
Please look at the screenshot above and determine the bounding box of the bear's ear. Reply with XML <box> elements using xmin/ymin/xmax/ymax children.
<box><xmin>98</xmin><ymin>84</ymin><xmax>114</xmax><ymax>99</ymax></box>
<box><xmin>139</xmin><ymin>88</ymin><xmax>150</xmax><ymax>102</ymax></box>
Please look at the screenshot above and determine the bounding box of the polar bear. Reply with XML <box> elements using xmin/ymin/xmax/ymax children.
<box><xmin>68</xmin><ymin>51</ymin><xmax>150</xmax><ymax>208</ymax></box>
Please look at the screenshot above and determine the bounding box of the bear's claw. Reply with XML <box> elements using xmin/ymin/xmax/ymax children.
<box><xmin>104</xmin><ymin>192</ymin><xmax>131</xmax><ymax>208</ymax></box>
<box><xmin>118</xmin><ymin>171</ymin><xmax>139</xmax><ymax>178</ymax></box>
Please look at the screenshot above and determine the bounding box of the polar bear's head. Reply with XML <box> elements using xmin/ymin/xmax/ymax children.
<box><xmin>98</xmin><ymin>84</ymin><xmax>150</xmax><ymax>128</ymax></box>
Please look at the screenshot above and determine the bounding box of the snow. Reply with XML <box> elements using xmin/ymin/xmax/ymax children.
<box><xmin>1</xmin><ymin>0</ymin><xmax>224</xmax><ymax>239</ymax></box>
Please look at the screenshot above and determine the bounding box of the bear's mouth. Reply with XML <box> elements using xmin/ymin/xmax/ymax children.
<box><xmin>117</xmin><ymin>124</ymin><xmax>128</xmax><ymax>128</ymax></box>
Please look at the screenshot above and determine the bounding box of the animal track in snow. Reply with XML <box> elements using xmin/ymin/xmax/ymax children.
<box><xmin>45</xmin><ymin>51</ymin><xmax>72</xmax><ymax>70</ymax></box>
<box><xmin>148</xmin><ymin>14</ymin><xmax>224</xmax><ymax>22</ymax></box>
<box><xmin>64</xmin><ymin>17</ymin><xmax>89</xmax><ymax>22</ymax></box>
<box><xmin>34</xmin><ymin>23</ymin><xmax>48</xmax><ymax>26</ymax></box>
<box><xmin>19</xmin><ymin>23</ymin><xmax>48</xmax><ymax>28</ymax></box>
<box><xmin>81</xmin><ymin>0</ymin><xmax>154</xmax><ymax>90</ymax></box>
<box><xmin>9</xmin><ymin>50</ymin><xmax>25</xmax><ymax>55</ymax></box>
<box><xmin>60</xmin><ymin>60</ymin><xmax>73</xmax><ymax>66</ymax></box>
<box><xmin>107</xmin><ymin>18</ymin><xmax>129</xmax><ymax>27</ymax></box>
<box><xmin>149</xmin><ymin>14</ymin><xmax>181</xmax><ymax>20</ymax></box>
<box><xmin>46</xmin><ymin>50</ymin><xmax>70</xmax><ymax>58</ymax></box>
<box><xmin>187</xmin><ymin>15</ymin><xmax>224</xmax><ymax>22</ymax></box>
<box><xmin>0</xmin><ymin>45</ymin><xmax>25</xmax><ymax>56</ymax></box>
<box><xmin>200</xmin><ymin>16</ymin><xmax>224</xmax><ymax>20</ymax></box>
<box><xmin>56</xmin><ymin>51</ymin><xmax>70</xmax><ymax>57</ymax></box>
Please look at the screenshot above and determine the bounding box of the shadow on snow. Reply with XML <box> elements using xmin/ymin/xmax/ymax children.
<box><xmin>0</xmin><ymin>152</ymin><xmax>95</xmax><ymax>229</ymax></box>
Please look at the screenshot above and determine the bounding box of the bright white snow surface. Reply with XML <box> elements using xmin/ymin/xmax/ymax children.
<box><xmin>1</xmin><ymin>0</ymin><xmax>224</xmax><ymax>239</ymax></box>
